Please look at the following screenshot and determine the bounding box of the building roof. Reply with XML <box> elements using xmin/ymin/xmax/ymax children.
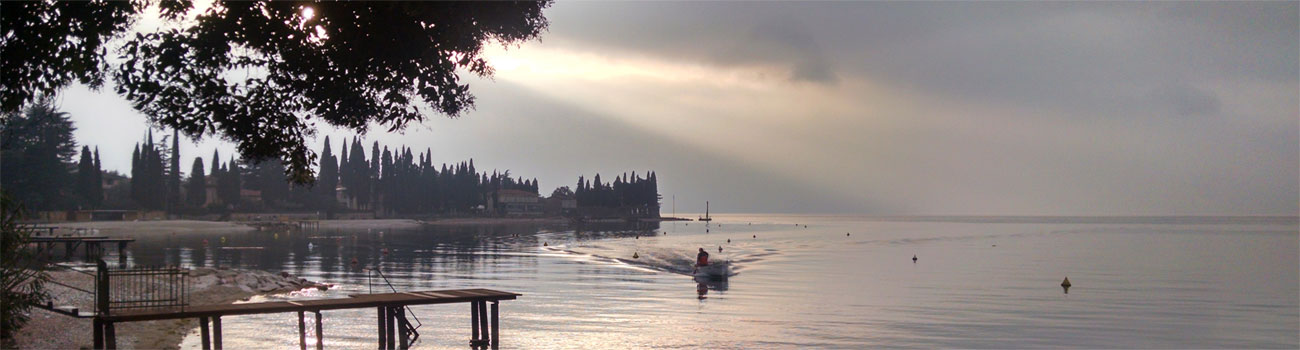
<box><xmin>496</xmin><ymin>189</ymin><xmax>538</xmax><ymax>197</ymax></box>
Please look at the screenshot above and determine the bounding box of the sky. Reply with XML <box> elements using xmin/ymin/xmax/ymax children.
<box><xmin>58</xmin><ymin>1</ymin><xmax>1298</xmax><ymax>215</ymax></box>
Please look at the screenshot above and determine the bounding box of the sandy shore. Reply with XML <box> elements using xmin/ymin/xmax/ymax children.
<box><xmin>421</xmin><ymin>217</ymin><xmax>569</xmax><ymax>226</ymax></box>
<box><xmin>313</xmin><ymin>218</ymin><xmax>425</xmax><ymax>230</ymax></box>
<box><xmin>53</xmin><ymin>220</ymin><xmax>256</xmax><ymax>236</ymax></box>
<box><xmin>42</xmin><ymin>217</ymin><xmax>571</xmax><ymax>239</ymax></box>
<box><xmin>15</xmin><ymin>268</ymin><xmax>325</xmax><ymax>350</ymax></box>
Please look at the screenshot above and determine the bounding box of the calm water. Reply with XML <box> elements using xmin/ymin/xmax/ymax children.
<box><xmin>114</xmin><ymin>215</ymin><xmax>1297</xmax><ymax>349</ymax></box>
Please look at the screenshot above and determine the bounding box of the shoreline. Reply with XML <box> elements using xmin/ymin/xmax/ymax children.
<box><xmin>16</xmin><ymin>268</ymin><xmax>326</xmax><ymax>350</ymax></box>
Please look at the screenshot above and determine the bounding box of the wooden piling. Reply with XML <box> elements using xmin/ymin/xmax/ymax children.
<box><xmin>377</xmin><ymin>307</ymin><xmax>387</xmax><ymax>350</ymax></box>
<box><xmin>298</xmin><ymin>311</ymin><xmax>307</xmax><ymax>350</ymax></box>
<box><xmin>314</xmin><ymin>311</ymin><xmax>323</xmax><ymax>350</ymax></box>
<box><xmin>478</xmin><ymin>301</ymin><xmax>489</xmax><ymax>343</ymax></box>
<box><xmin>213</xmin><ymin>316</ymin><xmax>223</xmax><ymax>350</ymax></box>
<box><xmin>491</xmin><ymin>301</ymin><xmax>500</xmax><ymax>350</ymax></box>
<box><xmin>93</xmin><ymin>318</ymin><xmax>103</xmax><ymax>349</ymax></box>
<box><xmin>104</xmin><ymin>322</ymin><xmax>116</xmax><ymax>350</ymax></box>
<box><xmin>397</xmin><ymin>307</ymin><xmax>409</xmax><ymax>350</ymax></box>
<box><xmin>200</xmin><ymin>317</ymin><xmax>211</xmax><ymax>350</ymax></box>
<box><xmin>471</xmin><ymin>302</ymin><xmax>480</xmax><ymax>342</ymax></box>
<box><xmin>385</xmin><ymin>306</ymin><xmax>395</xmax><ymax>350</ymax></box>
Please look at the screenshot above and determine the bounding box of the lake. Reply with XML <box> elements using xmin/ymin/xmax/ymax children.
<box><xmin>117</xmin><ymin>215</ymin><xmax>1297</xmax><ymax>349</ymax></box>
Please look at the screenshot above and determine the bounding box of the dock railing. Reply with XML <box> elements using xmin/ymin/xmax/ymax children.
<box><xmin>95</xmin><ymin>260</ymin><xmax>188</xmax><ymax>315</ymax></box>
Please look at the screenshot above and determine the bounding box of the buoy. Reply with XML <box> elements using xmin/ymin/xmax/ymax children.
<box><xmin>1061</xmin><ymin>277</ymin><xmax>1071</xmax><ymax>287</ymax></box>
<box><xmin>543</xmin><ymin>242</ymin><xmax>548</xmax><ymax>246</ymax></box>
<box><xmin>846</xmin><ymin>233</ymin><xmax>850</xmax><ymax>236</ymax></box>
<box><xmin>912</xmin><ymin>255</ymin><xmax>918</xmax><ymax>263</ymax></box>
<box><xmin>635</xmin><ymin>236</ymin><xmax>639</xmax><ymax>239</ymax></box>
<box><xmin>632</xmin><ymin>252</ymin><xmax>639</xmax><ymax>259</ymax></box>
<box><xmin>726</xmin><ymin>239</ymin><xmax>731</xmax><ymax>243</ymax></box>
<box><xmin>752</xmin><ymin>235</ymin><xmax>756</xmax><ymax>238</ymax></box>
<box><xmin>706</xmin><ymin>229</ymin><xmax>710</xmax><ymax>233</ymax></box>
<box><xmin>718</xmin><ymin>246</ymin><xmax>723</xmax><ymax>253</ymax></box>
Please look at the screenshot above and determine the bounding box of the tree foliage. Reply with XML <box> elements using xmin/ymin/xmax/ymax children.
<box><xmin>0</xmin><ymin>192</ymin><xmax>49</xmax><ymax>346</ymax></box>
<box><xmin>0</xmin><ymin>100</ymin><xmax>77</xmax><ymax>212</ymax></box>
<box><xmin>2</xmin><ymin>0</ymin><xmax>554</xmax><ymax>183</ymax></box>
<box><xmin>187</xmin><ymin>156</ymin><xmax>206</xmax><ymax>208</ymax></box>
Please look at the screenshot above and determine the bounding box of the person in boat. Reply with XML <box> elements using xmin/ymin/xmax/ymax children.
<box><xmin>696</xmin><ymin>248</ymin><xmax>710</xmax><ymax>267</ymax></box>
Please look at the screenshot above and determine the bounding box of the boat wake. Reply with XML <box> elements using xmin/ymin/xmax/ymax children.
<box><xmin>545</xmin><ymin>245</ymin><xmax>741</xmax><ymax>278</ymax></box>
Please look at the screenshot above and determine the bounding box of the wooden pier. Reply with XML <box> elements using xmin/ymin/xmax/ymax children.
<box><xmin>30</xmin><ymin>236</ymin><xmax>135</xmax><ymax>259</ymax></box>
<box><xmin>93</xmin><ymin>288</ymin><xmax>520</xmax><ymax>350</ymax></box>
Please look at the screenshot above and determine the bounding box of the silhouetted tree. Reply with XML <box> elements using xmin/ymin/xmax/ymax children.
<box><xmin>0</xmin><ymin>100</ymin><xmax>76</xmax><ymax>211</ymax></box>
<box><xmin>187</xmin><ymin>157</ymin><xmax>206</xmax><ymax>208</ymax></box>
<box><xmin>76</xmin><ymin>145</ymin><xmax>95</xmax><ymax>207</ymax></box>
<box><xmin>4</xmin><ymin>1</ymin><xmax>554</xmax><ymax>183</ymax></box>
<box><xmin>0</xmin><ymin>192</ymin><xmax>49</xmax><ymax>347</ymax></box>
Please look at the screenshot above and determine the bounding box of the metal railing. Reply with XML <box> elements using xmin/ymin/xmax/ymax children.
<box><xmin>96</xmin><ymin>260</ymin><xmax>188</xmax><ymax>315</ymax></box>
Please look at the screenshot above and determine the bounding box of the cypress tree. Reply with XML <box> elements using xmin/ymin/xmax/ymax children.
<box><xmin>76</xmin><ymin>146</ymin><xmax>94</xmax><ymax>207</ymax></box>
<box><xmin>318</xmin><ymin>137</ymin><xmax>338</xmax><ymax>208</ymax></box>
<box><xmin>130</xmin><ymin>143</ymin><xmax>141</xmax><ymax>206</ymax></box>
<box><xmin>168</xmin><ymin>129</ymin><xmax>182</xmax><ymax>211</ymax></box>
<box><xmin>188</xmin><ymin>157</ymin><xmax>206</xmax><ymax>207</ymax></box>
<box><xmin>92</xmin><ymin>147</ymin><xmax>103</xmax><ymax>207</ymax></box>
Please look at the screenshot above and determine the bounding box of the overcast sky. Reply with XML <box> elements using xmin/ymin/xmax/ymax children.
<box><xmin>59</xmin><ymin>1</ymin><xmax>1298</xmax><ymax>215</ymax></box>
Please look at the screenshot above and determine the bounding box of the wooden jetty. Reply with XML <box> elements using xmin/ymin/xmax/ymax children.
<box><xmin>30</xmin><ymin>236</ymin><xmax>135</xmax><ymax>259</ymax></box>
<box><xmin>93</xmin><ymin>288</ymin><xmax>520</xmax><ymax>350</ymax></box>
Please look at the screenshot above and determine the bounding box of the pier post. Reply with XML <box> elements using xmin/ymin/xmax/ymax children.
<box><xmin>377</xmin><ymin>307</ymin><xmax>387</xmax><ymax>350</ymax></box>
<box><xmin>478</xmin><ymin>301</ymin><xmax>489</xmax><ymax>344</ymax></box>
<box><xmin>214</xmin><ymin>316</ymin><xmax>223</xmax><ymax>350</ymax></box>
<box><xmin>93</xmin><ymin>318</ymin><xmax>103</xmax><ymax>349</ymax></box>
<box><xmin>104</xmin><ymin>322</ymin><xmax>116</xmax><ymax>349</ymax></box>
<box><xmin>385</xmin><ymin>306</ymin><xmax>395</xmax><ymax>350</ymax></box>
<box><xmin>200</xmin><ymin>317</ymin><xmax>211</xmax><ymax>350</ymax></box>
<box><xmin>491</xmin><ymin>301</ymin><xmax>499</xmax><ymax>350</ymax></box>
<box><xmin>314</xmin><ymin>311</ymin><xmax>323</xmax><ymax>350</ymax></box>
<box><xmin>298</xmin><ymin>311</ymin><xmax>307</xmax><ymax>350</ymax></box>
<box><xmin>397</xmin><ymin>307</ymin><xmax>409</xmax><ymax>350</ymax></box>
<box><xmin>470</xmin><ymin>302</ymin><xmax>480</xmax><ymax>342</ymax></box>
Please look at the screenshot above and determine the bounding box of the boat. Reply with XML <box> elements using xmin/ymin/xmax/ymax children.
<box><xmin>698</xmin><ymin>201</ymin><xmax>713</xmax><ymax>222</ymax></box>
<box><xmin>693</xmin><ymin>261</ymin><xmax>731</xmax><ymax>280</ymax></box>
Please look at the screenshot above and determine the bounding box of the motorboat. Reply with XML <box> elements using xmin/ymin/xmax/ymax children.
<box><xmin>693</xmin><ymin>261</ymin><xmax>731</xmax><ymax>280</ymax></box>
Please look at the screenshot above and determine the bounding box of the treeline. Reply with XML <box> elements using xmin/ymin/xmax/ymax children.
<box><xmin>126</xmin><ymin>136</ymin><xmax>544</xmax><ymax>216</ymax></box>
<box><xmin>574</xmin><ymin>172</ymin><xmax>659</xmax><ymax>209</ymax></box>
<box><xmin>4</xmin><ymin>101</ymin><xmax>661</xmax><ymax>217</ymax></box>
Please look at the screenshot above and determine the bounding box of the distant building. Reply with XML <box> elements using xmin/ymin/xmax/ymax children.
<box><xmin>544</xmin><ymin>195</ymin><xmax>577</xmax><ymax>216</ymax></box>
<box><xmin>204</xmin><ymin>177</ymin><xmax>220</xmax><ymax>206</ymax></box>
<box><xmin>240</xmin><ymin>189</ymin><xmax>262</xmax><ymax>204</ymax></box>
<box><xmin>490</xmin><ymin>189</ymin><xmax>543</xmax><ymax>216</ymax></box>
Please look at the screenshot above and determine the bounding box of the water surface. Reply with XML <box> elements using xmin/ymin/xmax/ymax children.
<box><xmin>115</xmin><ymin>215</ymin><xmax>1297</xmax><ymax>349</ymax></box>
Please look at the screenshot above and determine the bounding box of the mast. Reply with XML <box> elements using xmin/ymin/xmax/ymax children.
<box><xmin>706</xmin><ymin>201</ymin><xmax>709</xmax><ymax>219</ymax></box>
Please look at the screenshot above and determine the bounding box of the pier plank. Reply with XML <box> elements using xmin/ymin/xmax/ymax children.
<box><xmin>101</xmin><ymin>289</ymin><xmax>519</xmax><ymax>322</ymax></box>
